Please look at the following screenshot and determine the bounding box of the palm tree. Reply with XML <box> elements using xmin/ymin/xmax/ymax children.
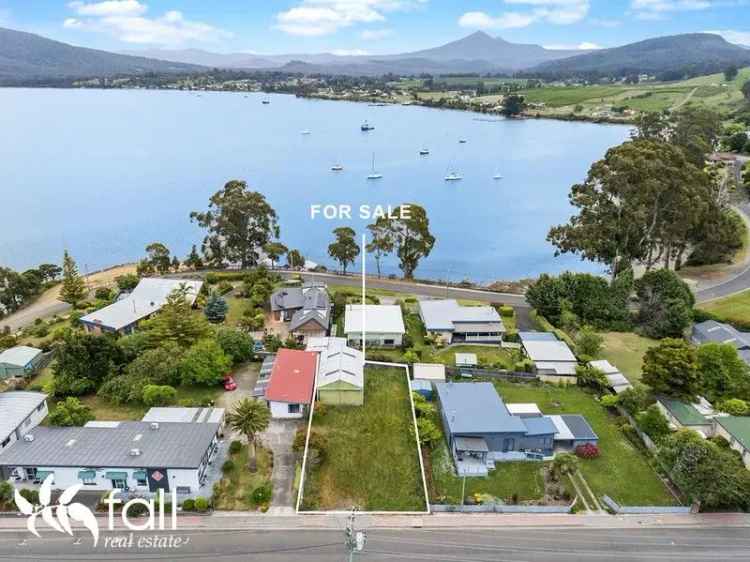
<box><xmin>226</xmin><ymin>398</ymin><xmax>271</xmax><ymax>472</ymax></box>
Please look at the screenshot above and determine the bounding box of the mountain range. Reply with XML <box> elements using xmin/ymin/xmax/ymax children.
<box><xmin>0</xmin><ymin>27</ymin><xmax>200</xmax><ymax>84</ymax></box>
<box><xmin>2</xmin><ymin>26</ymin><xmax>750</xmax><ymax>85</ymax></box>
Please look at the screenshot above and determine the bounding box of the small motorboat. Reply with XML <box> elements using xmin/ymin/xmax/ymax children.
<box><xmin>301</xmin><ymin>130</ymin><xmax>311</xmax><ymax>135</ymax></box>
<box><xmin>262</xmin><ymin>99</ymin><xmax>270</xmax><ymax>104</ymax></box>
<box><xmin>331</xmin><ymin>164</ymin><xmax>344</xmax><ymax>171</ymax></box>
<box><xmin>458</xmin><ymin>139</ymin><xmax>467</xmax><ymax>144</ymax></box>
<box><xmin>419</xmin><ymin>149</ymin><xmax>430</xmax><ymax>156</ymax></box>
<box><xmin>361</xmin><ymin>121</ymin><xmax>375</xmax><ymax>131</ymax></box>
<box><xmin>444</xmin><ymin>172</ymin><xmax>463</xmax><ymax>181</ymax></box>
<box><xmin>493</xmin><ymin>173</ymin><xmax>503</xmax><ymax>180</ymax></box>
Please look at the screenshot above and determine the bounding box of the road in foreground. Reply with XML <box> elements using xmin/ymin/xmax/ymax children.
<box><xmin>1</xmin><ymin>527</ymin><xmax>749</xmax><ymax>562</ymax></box>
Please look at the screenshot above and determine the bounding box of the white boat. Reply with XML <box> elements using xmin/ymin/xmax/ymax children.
<box><xmin>301</xmin><ymin>130</ymin><xmax>311</xmax><ymax>135</ymax></box>
<box><xmin>444</xmin><ymin>172</ymin><xmax>463</xmax><ymax>181</ymax></box>
<box><xmin>361</xmin><ymin>120</ymin><xmax>375</xmax><ymax>132</ymax></box>
<box><xmin>419</xmin><ymin>148</ymin><xmax>430</xmax><ymax>156</ymax></box>
<box><xmin>331</xmin><ymin>164</ymin><xmax>344</xmax><ymax>171</ymax></box>
<box><xmin>493</xmin><ymin>173</ymin><xmax>503</xmax><ymax>180</ymax></box>
<box><xmin>367</xmin><ymin>153</ymin><xmax>382</xmax><ymax>180</ymax></box>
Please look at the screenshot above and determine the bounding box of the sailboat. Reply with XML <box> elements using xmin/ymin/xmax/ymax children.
<box><xmin>444</xmin><ymin>171</ymin><xmax>463</xmax><ymax>181</ymax></box>
<box><xmin>367</xmin><ymin>153</ymin><xmax>382</xmax><ymax>180</ymax></box>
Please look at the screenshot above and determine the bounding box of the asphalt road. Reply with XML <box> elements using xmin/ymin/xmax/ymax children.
<box><xmin>2</xmin><ymin>527</ymin><xmax>749</xmax><ymax>562</ymax></box>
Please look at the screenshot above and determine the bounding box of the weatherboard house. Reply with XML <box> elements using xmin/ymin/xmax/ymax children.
<box><xmin>80</xmin><ymin>278</ymin><xmax>203</xmax><ymax>335</ymax></box>
<box><xmin>418</xmin><ymin>299</ymin><xmax>505</xmax><ymax>344</ymax></box>
<box><xmin>435</xmin><ymin>382</ymin><xmax>597</xmax><ymax>476</ymax></box>
<box><xmin>264</xmin><ymin>348</ymin><xmax>318</xmax><ymax>419</ymax></box>
<box><xmin>0</xmin><ymin>420</ymin><xmax>221</xmax><ymax>497</ymax></box>
<box><xmin>344</xmin><ymin>304</ymin><xmax>405</xmax><ymax>348</ymax></box>
<box><xmin>270</xmin><ymin>283</ymin><xmax>331</xmax><ymax>343</ymax></box>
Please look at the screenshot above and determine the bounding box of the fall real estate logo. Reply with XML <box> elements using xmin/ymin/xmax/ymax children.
<box><xmin>13</xmin><ymin>475</ymin><xmax>189</xmax><ymax>550</ymax></box>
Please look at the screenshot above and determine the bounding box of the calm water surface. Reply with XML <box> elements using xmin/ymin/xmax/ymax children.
<box><xmin>0</xmin><ymin>88</ymin><xmax>630</xmax><ymax>281</ymax></box>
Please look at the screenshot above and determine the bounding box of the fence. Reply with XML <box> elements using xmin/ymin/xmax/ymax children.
<box><xmin>601</xmin><ymin>495</ymin><xmax>693</xmax><ymax>515</ymax></box>
<box><xmin>430</xmin><ymin>503</ymin><xmax>572</xmax><ymax>514</ymax></box>
<box><xmin>445</xmin><ymin>366</ymin><xmax>537</xmax><ymax>381</ymax></box>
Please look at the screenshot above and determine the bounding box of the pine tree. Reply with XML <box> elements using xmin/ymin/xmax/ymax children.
<box><xmin>60</xmin><ymin>251</ymin><xmax>87</xmax><ymax>306</ymax></box>
<box><xmin>204</xmin><ymin>292</ymin><xmax>229</xmax><ymax>323</ymax></box>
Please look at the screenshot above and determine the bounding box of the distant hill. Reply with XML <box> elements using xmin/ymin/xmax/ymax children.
<box><xmin>0</xmin><ymin>27</ymin><xmax>202</xmax><ymax>85</ymax></box>
<box><xmin>123</xmin><ymin>31</ymin><xmax>588</xmax><ymax>76</ymax></box>
<box><xmin>528</xmin><ymin>33</ymin><xmax>750</xmax><ymax>79</ymax></box>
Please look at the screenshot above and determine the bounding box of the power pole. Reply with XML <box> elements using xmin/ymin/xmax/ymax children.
<box><xmin>344</xmin><ymin>507</ymin><xmax>366</xmax><ymax>562</ymax></box>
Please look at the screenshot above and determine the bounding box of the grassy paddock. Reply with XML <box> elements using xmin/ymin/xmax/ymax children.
<box><xmin>598</xmin><ymin>332</ymin><xmax>659</xmax><ymax>384</ymax></box>
<box><xmin>698</xmin><ymin>290</ymin><xmax>750</xmax><ymax>327</ymax></box>
<box><xmin>300</xmin><ymin>366</ymin><xmax>426</xmax><ymax>511</ymax></box>
<box><xmin>491</xmin><ymin>380</ymin><xmax>676</xmax><ymax>506</ymax></box>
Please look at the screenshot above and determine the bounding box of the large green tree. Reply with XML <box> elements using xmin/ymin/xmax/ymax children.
<box><xmin>374</xmin><ymin>204</ymin><xmax>435</xmax><ymax>279</ymax></box>
<box><xmin>190</xmin><ymin>180</ymin><xmax>279</xmax><ymax>268</ymax></box>
<box><xmin>327</xmin><ymin>227</ymin><xmax>360</xmax><ymax>274</ymax></box>
<box><xmin>263</xmin><ymin>242</ymin><xmax>288</xmax><ymax>270</ymax></box>
<box><xmin>286</xmin><ymin>249</ymin><xmax>305</xmax><ymax>270</ymax></box>
<box><xmin>60</xmin><ymin>251</ymin><xmax>87</xmax><ymax>306</ymax></box>
<box><xmin>635</xmin><ymin>269</ymin><xmax>694</xmax><ymax>338</ymax></box>
<box><xmin>139</xmin><ymin>242</ymin><xmax>172</xmax><ymax>275</ymax></box>
<box><xmin>642</xmin><ymin>338</ymin><xmax>700</xmax><ymax>401</ymax></box>
<box><xmin>48</xmin><ymin>397</ymin><xmax>94</xmax><ymax>427</ymax></box>
<box><xmin>180</xmin><ymin>339</ymin><xmax>232</xmax><ymax>385</ymax></box>
<box><xmin>548</xmin><ymin>139</ymin><xmax>716</xmax><ymax>276</ymax></box>
<box><xmin>366</xmin><ymin>222</ymin><xmax>394</xmax><ymax>278</ymax></box>
<box><xmin>697</xmin><ymin>343</ymin><xmax>750</xmax><ymax>402</ymax></box>
<box><xmin>53</xmin><ymin>331</ymin><xmax>124</xmax><ymax>396</ymax></box>
<box><xmin>141</xmin><ymin>287</ymin><xmax>212</xmax><ymax>348</ymax></box>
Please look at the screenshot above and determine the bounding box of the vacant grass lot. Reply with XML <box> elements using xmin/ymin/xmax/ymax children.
<box><xmin>519</xmin><ymin>85</ymin><xmax>627</xmax><ymax>107</ymax></box>
<box><xmin>698</xmin><ymin>290</ymin><xmax>750</xmax><ymax>327</ymax></box>
<box><xmin>433</xmin><ymin>345</ymin><xmax>517</xmax><ymax>369</ymax></box>
<box><xmin>301</xmin><ymin>366</ymin><xmax>426</xmax><ymax>511</ymax></box>
<box><xmin>213</xmin><ymin>444</ymin><xmax>273</xmax><ymax>510</ymax></box>
<box><xmin>598</xmin><ymin>332</ymin><xmax>659</xmax><ymax>384</ymax></box>
<box><xmin>431</xmin><ymin>442</ymin><xmax>545</xmax><ymax>504</ymax></box>
<box><xmin>492</xmin><ymin>380</ymin><xmax>677</xmax><ymax>506</ymax></box>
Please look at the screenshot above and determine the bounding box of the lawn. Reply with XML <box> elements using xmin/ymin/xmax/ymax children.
<box><xmin>598</xmin><ymin>332</ymin><xmax>659</xmax><ymax>384</ymax></box>
<box><xmin>300</xmin><ymin>366</ymin><xmax>427</xmax><ymax>511</ymax></box>
<box><xmin>213</xmin><ymin>444</ymin><xmax>273</xmax><ymax>510</ymax></box>
<box><xmin>433</xmin><ymin>345</ymin><xmax>517</xmax><ymax>369</ymax></box>
<box><xmin>698</xmin><ymin>290</ymin><xmax>750</xmax><ymax>327</ymax></box>
<box><xmin>518</xmin><ymin>85</ymin><xmax>629</xmax><ymax>107</ymax></box>
<box><xmin>431</xmin><ymin>442</ymin><xmax>545</xmax><ymax>504</ymax></box>
<box><xmin>491</xmin><ymin>380</ymin><xmax>677</xmax><ymax>506</ymax></box>
<box><xmin>224</xmin><ymin>295</ymin><xmax>252</xmax><ymax>326</ymax></box>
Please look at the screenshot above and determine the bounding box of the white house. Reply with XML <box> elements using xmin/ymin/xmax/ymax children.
<box><xmin>80</xmin><ymin>278</ymin><xmax>203</xmax><ymax>335</ymax></box>
<box><xmin>264</xmin><ymin>348</ymin><xmax>318</xmax><ymax>419</ymax></box>
<box><xmin>418</xmin><ymin>299</ymin><xmax>505</xmax><ymax>344</ymax></box>
<box><xmin>0</xmin><ymin>421</ymin><xmax>220</xmax><ymax>498</ymax></box>
<box><xmin>519</xmin><ymin>332</ymin><xmax>578</xmax><ymax>381</ymax></box>
<box><xmin>0</xmin><ymin>392</ymin><xmax>48</xmax><ymax>454</ymax></box>
<box><xmin>344</xmin><ymin>304</ymin><xmax>405</xmax><ymax>348</ymax></box>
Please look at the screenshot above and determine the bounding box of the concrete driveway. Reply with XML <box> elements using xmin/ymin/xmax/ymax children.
<box><xmin>260</xmin><ymin>419</ymin><xmax>301</xmax><ymax>515</ymax></box>
<box><xmin>215</xmin><ymin>362</ymin><xmax>259</xmax><ymax>413</ymax></box>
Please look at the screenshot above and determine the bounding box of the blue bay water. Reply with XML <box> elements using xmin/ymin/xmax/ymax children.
<box><xmin>0</xmin><ymin>88</ymin><xmax>629</xmax><ymax>282</ymax></box>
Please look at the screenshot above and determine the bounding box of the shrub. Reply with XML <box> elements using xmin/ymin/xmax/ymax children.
<box><xmin>229</xmin><ymin>440</ymin><xmax>243</xmax><ymax>455</ymax></box>
<box><xmin>636</xmin><ymin>404</ymin><xmax>671</xmax><ymax>442</ymax></box>
<box><xmin>217</xmin><ymin>281</ymin><xmax>234</xmax><ymax>295</ymax></box>
<box><xmin>125</xmin><ymin>501</ymin><xmax>149</xmax><ymax>517</ymax></box>
<box><xmin>181</xmin><ymin>498</ymin><xmax>195</xmax><ymax>511</ymax></box>
<box><xmin>142</xmin><ymin>384</ymin><xmax>177</xmax><ymax>407</ymax></box>
<box><xmin>222</xmin><ymin>460</ymin><xmax>235</xmax><ymax>473</ymax></box>
<box><xmin>600</xmin><ymin>394</ymin><xmax>619</xmax><ymax>409</ymax></box>
<box><xmin>20</xmin><ymin>488</ymin><xmax>39</xmax><ymax>505</ymax></box>
<box><xmin>719</xmin><ymin>398</ymin><xmax>749</xmax><ymax>416</ymax></box>
<box><xmin>95</xmin><ymin>287</ymin><xmax>112</xmax><ymax>300</ymax></box>
<box><xmin>252</xmin><ymin>485</ymin><xmax>272</xmax><ymax>505</ymax></box>
<box><xmin>193</xmin><ymin>497</ymin><xmax>209</xmax><ymax>512</ymax></box>
<box><xmin>498</xmin><ymin>305</ymin><xmax>515</xmax><ymax>317</ymax></box>
<box><xmin>575</xmin><ymin>443</ymin><xmax>600</xmax><ymax>459</ymax></box>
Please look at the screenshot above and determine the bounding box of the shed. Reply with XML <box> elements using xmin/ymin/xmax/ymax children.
<box><xmin>313</xmin><ymin>338</ymin><xmax>364</xmax><ymax>406</ymax></box>
<box><xmin>0</xmin><ymin>346</ymin><xmax>43</xmax><ymax>379</ymax></box>
<box><xmin>412</xmin><ymin>363</ymin><xmax>446</xmax><ymax>381</ymax></box>
<box><xmin>454</xmin><ymin>353</ymin><xmax>477</xmax><ymax>368</ymax></box>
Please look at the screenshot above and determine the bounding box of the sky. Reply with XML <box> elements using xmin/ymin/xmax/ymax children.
<box><xmin>0</xmin><ymin>0</ymin><xmax>748</xmax><ymax>55</ymax></box>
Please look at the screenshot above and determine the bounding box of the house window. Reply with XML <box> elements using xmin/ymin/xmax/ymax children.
<box><xmin>136</xmin><ymin>476</ymin><xmax>147</xmax><ymax>486</ymax></box>
<box><xmin>384</xmin><ymin>339</ymin><xmax>394</xmax><ymax>345</ymax></box>
<box><xmin>176</xmin><ymin>486</ymin><xmax>191</xmax><ymax>495</ymax></box>
<box><xmin>288</xmin><ymin>403</ymin><xmax>301</xmax><ymax>414</ymax></box>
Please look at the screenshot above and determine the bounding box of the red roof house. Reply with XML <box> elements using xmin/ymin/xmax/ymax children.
<box><xmin>264</xmin><ymin>349</ymin><xmax>318</xmax><ymax>418</ymax></box>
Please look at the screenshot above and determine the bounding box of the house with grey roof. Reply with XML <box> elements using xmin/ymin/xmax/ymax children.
<box><xmin>0</xmin><ymin>420</ymin><xmax>221</xmax><ymax>498</ymax></box>
<box><xmin>0</xmin><ymin>392</ymin><xmax>48</xmax><ymax>455</ymax></box>
<box><xmin>270</xmin><ymin>283</ymin><xmax>331</xmax><ymax>343</ymax></box>
<box><xmin>80</xmin><ymin>278</ymin><xmax>203</xmax><ymax>335</ymax></box>
<box><xmin>0</xmin><ymin>346</ymin><xmax>44</xmax><ymax>379</ymax></box>
<box><xmin>519</xmin><ymin>332</ymin><xmax>578</xmax><ymax>380</ymax></box>
<box><xmin>418</xmin><ymin>299</ymin><xmax>505</xmax><ymax>344</ymax></box>
<box><xmin>692</xmin><ymin>320</ymin><xmax>750</xmax><ymax>365</ymax></box>
<box><xmin>435</xmin><ymin>382</ymin><xmax>598</xmax><ymax>476</ymax></box>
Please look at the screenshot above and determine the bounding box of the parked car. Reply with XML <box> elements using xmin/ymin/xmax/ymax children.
<box><xmin>223</xmin><ymin>375</ymin><xmax>237</xmax><ymax>391</ymax></box>
<box><xmin>253</xmin><ymin>341</ymin><xmax>265</xmax><ymax>352</ymax></box>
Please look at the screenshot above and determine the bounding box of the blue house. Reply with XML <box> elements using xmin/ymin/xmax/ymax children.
<box><xmin>435</xmin><ymin>382</ymin><xmax>557</xmax><ymax>476</ymax></box>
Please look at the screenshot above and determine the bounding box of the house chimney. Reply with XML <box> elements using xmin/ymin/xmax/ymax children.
<box><xmin>150</xmin><ymin>422</ymin><xmax>160</xmax><ymax>430</ymax></box>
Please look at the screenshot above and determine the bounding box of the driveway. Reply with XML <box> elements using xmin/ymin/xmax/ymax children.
<box><xmin>215</xmin><ymin>362</ymin><xmax>259</xmax><ymax>412</ymax></box>
<box><xmin>260</xmin><ymin>419</ymin><xmax>301</xmax><ymax>515</ymax></box>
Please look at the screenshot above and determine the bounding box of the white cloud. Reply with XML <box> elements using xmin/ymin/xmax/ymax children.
<box><xmin>543</xmin><ymin>41</ymin><xmax>603</xmax><ymax>49</ymax></box>
<box><xmin>704</xmin><ymin>29</ymin><xmax>750</xmax><ymax>46</ymax></box>
<box><xmin>458</xmin><ymin>0</ymin><xmax>589</xmax><ymax>31</ymax></box>
<box><xmin>630</xmin><ymin>0</ymin><xmax>724</xmax><ymax>19</ymax></box>
<box><xmin>275</xmin><ymin>0</ymin><xmax>426</xmax><ymax>37</ymax></box>
<box><xmin>360</xmin><ymin>28</ymin><xmax>393</xmax><ymax>40</ymax></box>
<box><xmin>331</xmin><ymin>48</ymin><xmax>370</xmax><ymax>55</ymax></box>
<box><xmin>64</xmin><ymin>1</ymin><xmax>231</xmax><ymax>46</ymax></box>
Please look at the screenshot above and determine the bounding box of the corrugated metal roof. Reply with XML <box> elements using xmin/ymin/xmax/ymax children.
<box><xmin>80</xmin><ymin>278</ymin><xmax>203</xmax><ymax>331</ymax></box>
<box><xmin>435</xmin><ymin>382</ymin><xmax>527</xmax><ymax>434</ymax></box>
<box><xmin>692</xmin><ymin>320</ymin><xmax>750</xmax><ymax>351</ymax></box>
<box><xmin>522</xmin><ymin>416</ymin><xmax>556</xmax><ymax>436</ymax></box>
<box><xmin>524</xmin><ymin>340</ymin><xmax>577</xmax><ymax>362</ymax></box>
<box><xmin>0</xmin><ymin>346</ymin><xmax>42</xmax><ymax>368</ymax></box>
<box><xmin>454</xmin><ymin>436</ymin><xmax>489</xmax><ymax>452</ymax></box>
<box><xmin>589</xmin><ymin>360</ymin><xmax>620</xmax><ymax>375</ymax></box>
<box><xmin>0</xmin><ymin>421</ymin><xmax>218</xmax><ymax>468</ymax></box>
<box><xmin>716</xmin><ymin>416</ymin><xmax>750</xmax><ymax>451</ymax></box>
<box><xmin>0</xmin><ymin>392</ymin><xmax>47</xmax><ymax>442</ymax></box>
<box><xmin>264</xmin><ymin>349</ymin><xmax>317</xmax><ymax>404</ymax></box>
<box><xmin>559</xmin><ymin>415</ymin><xmax>598</xmax><ymax>441</ymax></box>
<box><xmin>344</xmin><ymin>305</ymin><xmax>405</xmax><ymax>335</ymax></box>
<box><xmin>519</xmin><ymin>332</ymin><xmax>559</xmax><ymax>342</ymax></box>
<box><xmin>412</xmin><ymin>363</ymin><xmax>446</xmax><ymax>381</ymax></box>
<box><xmin>418</xmin><ymin>299</ymin><xmax>504</xmax><ymax>332</ymax></box>
<box><xmin>142</xmin><ymin>407</ymin><xmax>225</xmax><ymax>424</ymax></box>
<box><xmin>658</xmin><ymin>396</ymin><xmax>708</xmax><ymax>426</ymax></box>
<box><xmin>314</xmin><ymin>339</ymin><xmax>364</xmax><ymax>390</ymax></box>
